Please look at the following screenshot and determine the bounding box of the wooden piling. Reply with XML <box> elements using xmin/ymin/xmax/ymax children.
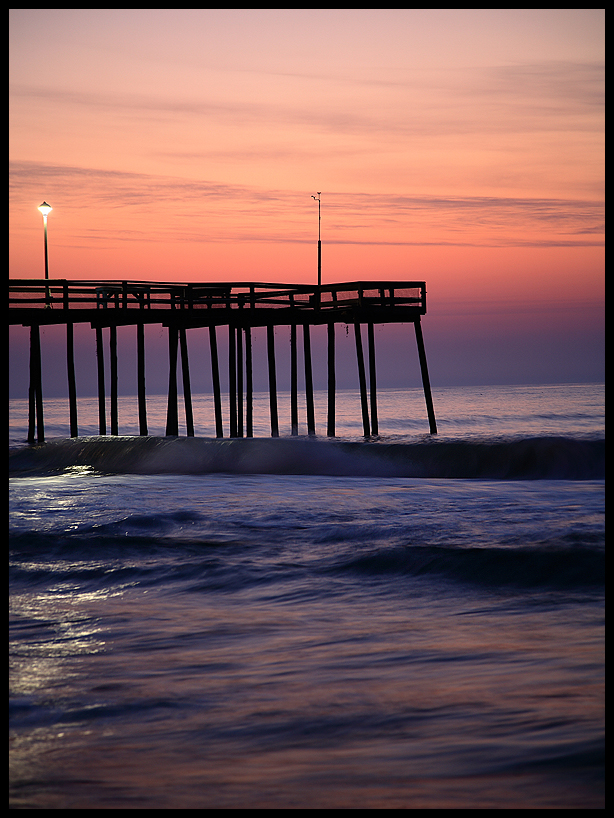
<box><xmin>95</xmin><ymin>326</ymin><xmax>106</xmax><ymax>435</ymax></box>
<box><xmin>228</xmin><ymin>324</ymin><xmax>237</xmax><ymax>437</ymax></box>
<box><xmin>209</xmin><ymin>325</ymin><xmax>223</xmax><ymax>438</ymax></box>
<box><xmin>303</xmin><ymin>323</ymin><xmax>316</xmax><ymax>435</ymax></box>
<box><xmin>367</xmin><ymin>322</ymin><xmax>378</xmax><ymax>436</ymax></box>
<box><xmin>267</xmin><ymin>325</ymin><xmax>279</xmax><ymax>437</ymax></box>
<box><xmin>137</xmin><ymin>323</ymin><xmax>148</xmax><ymax>436</ymax></box>
<box><xmin>245</xmin><ymin>326</ymin><xmax>253</xmax><ymax>437</ymax></box>
<box><xmin>110</xmin><ymin>325</ymin><xmax>118</xmax><ymax>435</ymax></box>
<box><xmin>27</xmin><ymin>324</ymin><xmax>44</xmax><ymax>443</ymax></box>
<box><xmin>66</xmin><ymin>323</ymin><xmax>78</xmax><ymax>437</ymax></box>
<box><xmin>290</xmin><ymin>323</ymin><xmax>299</xmax><ymax>435</ymax></box>
<box><xmin>165</xmin><ymin>326</ymin><xmax>179</xmax><ymax>436</ymax></box>
<box><xmin>327</xmin><ymin>322</ymin><xmax>335</xmax><ymax>437</ymax></box>
<box><xmin>414</xmin><ymin>317</ymin><xmax>437</xmax><ymax>434</ymax></box>
<box><xmin>179</xmin><ymin>328</ymin><xmax>194</xmax><ymax>436</ymax></box>
<box><xmin>354</xmin><ymin>322</ymin><xmax>370</xmax><ymax>437</ymax></box>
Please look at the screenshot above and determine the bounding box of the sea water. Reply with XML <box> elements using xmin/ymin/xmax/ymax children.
<box><xmin>9</xmin><ymin>384</ymin><xmax>605</xmax><ymax>808</ymax></box>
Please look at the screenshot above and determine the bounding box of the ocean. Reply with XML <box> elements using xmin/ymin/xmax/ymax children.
<box><xmin>9</xmin><ymin>383</ymin><xmax>605</xmax><ymax>809</ymax></box>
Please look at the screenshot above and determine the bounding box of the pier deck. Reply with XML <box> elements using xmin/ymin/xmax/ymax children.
<box><xmin>9</xmin><ymin>279</ymin><xmax>426</xmax><ymax>326</ymax></box>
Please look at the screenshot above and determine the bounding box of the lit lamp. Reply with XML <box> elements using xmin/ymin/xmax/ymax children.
<box><xmin>38</xmin><ymin>202</ymin><xmax>52</xmax><ymax>306</ymax></box>
<box><xmin>38</xmin><ymin>202</ymin><xmax>52</xmax><ymax>281</ymax></box>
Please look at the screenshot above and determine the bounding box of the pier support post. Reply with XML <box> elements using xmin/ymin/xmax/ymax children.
<box><xmin>304</xmin><ymin>323</ymin><xmax>316</xmax><ymax>435</ymax></box>
<box><xmin>327</xmin><ymin>322</ymin><xmax>335</xmax><ymax>437</ymax></box>
<box><xmin>367</xmin><ymin>323</ymin><xmax>378</xmax><ymax>436</ymax></box>
<box><xmin>137</xmin><ymin>323</ymin><xmax>148</xmax><ymax>436</ymax></box>
<box><xmin>414</xmin><ymin>318</ymin><xmax>437</xmax><ymax>434</ymax></box>
<box><xmin>245</xmin><ymin>326</ymin><xmax>253</xmax><ymax>437</ymax></box>
<box><xmin>27</xmin><ymin>324</ymin><xmax>44</xmax><ymax>443</ymax></box>
<box><xmin>290</xmin><ymin>324</ymin><xmax>299</xmax><ymax>435</ymax></box>
<box><xmin>66</xmin><ymin>323</ymin><xmax>78</xmax><ymax>437</ymax></box>
<box><xmin>110</xmin><ymin>325</ymin><xmax>118</xmax><ymax>435</ymax></box>
<box><xmin>228</xmin><ymin>325</ymin><xmax>237</xmax><ymax>437</ymax></box>
<box><xmin>179</xmin><ymin>328</ymin><xmax>194</xmax><ymax>436</ymax></box>
<box><xmin>165</xmin><ymin>326</ymin><xmax>179</xmax><ymax>436</ymax></box>
<box><xmin>354</xmin><ymin>322</ymin><xmax>371</xmax><ymax>437</ymax></box>
<box><xmin>209</xmin><ymin>325</ymin><xmax>223</xmax><ymax>437</ymax></box>
<box><xmin>267</xmin><ymin>325</ymin><xmax>279</xmax><ymax>437</ymax></box>
<box><xmin>95</xmin><ymin>326</ymin><xmax>106</xmax><ymax>435</ymax></box>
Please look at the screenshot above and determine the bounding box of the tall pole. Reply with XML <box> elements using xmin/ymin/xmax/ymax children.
<box><xmin>311</xmin><ymin>193</ymin><xmax>321</xmax><ymax>287</ymax></box>
<box><xmin>43</xmin><ymin>214</ymin><xmax>49</xmax><ymax>279</ymax></box>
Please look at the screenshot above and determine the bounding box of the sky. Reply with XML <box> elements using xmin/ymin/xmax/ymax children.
<box><xmin>9</xmin><ymin>9</ymin><xmax>605</xmax><ymax>397</ymax></box>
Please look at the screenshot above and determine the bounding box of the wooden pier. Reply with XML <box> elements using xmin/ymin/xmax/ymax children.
<box><xmin>9</xmin><ymin>279</ymin><xmax>437</xmax><ymax>442</ymax></box>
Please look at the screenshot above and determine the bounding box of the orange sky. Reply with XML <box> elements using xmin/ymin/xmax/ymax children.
<box><xmin>9</xmin><ymin>9</ymin><xmax>604</xmax><ymax>389</ymax></box>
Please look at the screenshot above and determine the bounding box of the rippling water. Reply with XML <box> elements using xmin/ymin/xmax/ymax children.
<box><xmin>9</xmin><ymin>384</ymin><xmax>605</xmax><ymax>808</ymax></box>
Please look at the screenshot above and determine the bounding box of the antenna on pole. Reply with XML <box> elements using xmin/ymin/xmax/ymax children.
<box><xmin>311</xmin><ymin>193</ymin><xmax>321</xmax><ymax>287</ymax></box>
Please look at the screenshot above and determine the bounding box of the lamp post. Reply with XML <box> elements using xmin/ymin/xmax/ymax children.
<box><xmin>311</xmin><ymin>192</ymin><xmax>321</xmax><ymax>287</ymax></box>
<box><xmin>38</xmin><ymin>202</ymin><xmax>52</xmax><ymax>305</ymax></box>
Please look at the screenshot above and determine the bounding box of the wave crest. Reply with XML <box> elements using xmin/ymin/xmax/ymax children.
<box><xmin>9</xmin><ymin>435</ymin><xmax>605</xmax><ymax>480</ymax></box>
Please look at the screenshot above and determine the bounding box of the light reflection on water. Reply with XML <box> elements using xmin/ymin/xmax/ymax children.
<box><xmin>10</xmin><ymin>540</ymin><xmax>604</xmax><ymax>808</ymax></box>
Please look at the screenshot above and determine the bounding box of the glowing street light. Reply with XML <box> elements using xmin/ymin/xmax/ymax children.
<box><xmin>38</xmin><ymin>202</ymin><xmax>52</xmax><ymax>306</ymax></box>
<box><xmin>311</xmin><ymin>192</ymin><xmax>321</xmax><ymax>287</ymax></box>
<box><xmin>38</xmin><ymin>202</ymin><xmax>52</xmax><ymax>281</ymax></box>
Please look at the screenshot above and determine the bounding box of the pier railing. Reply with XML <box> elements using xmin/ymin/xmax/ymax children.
<box><xmin>9</xmin><ymin>279</ymin><xmax>426</xmax><ymax>324</ymax></box>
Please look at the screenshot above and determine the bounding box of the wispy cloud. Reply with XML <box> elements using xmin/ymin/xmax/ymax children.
<box><xmin>10</xmin><ymin>161</ymin><xmax>604</xmax><ymax>248</ymax></box>
<box><xmin>9</xmin><ymin>59</ymin><xmax>604</xmax><ymax>141</ymax></box>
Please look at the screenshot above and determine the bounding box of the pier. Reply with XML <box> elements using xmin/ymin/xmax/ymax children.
<box><xmin>9</xmin><ymin>279</ymin><xmax>437</xmax><ymax>442</ymax></box>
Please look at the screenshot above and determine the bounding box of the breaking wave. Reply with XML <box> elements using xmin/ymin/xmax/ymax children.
<box><xmin>9</xmin><ymin>434</ymin><xmax>605</xmax><ymax>480</ymax></box>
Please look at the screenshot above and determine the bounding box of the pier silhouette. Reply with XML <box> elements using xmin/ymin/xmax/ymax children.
<box><xmin>9</xmin><ymin>279</ymin><xmax>437</xmax><ymax>442</ymax></box>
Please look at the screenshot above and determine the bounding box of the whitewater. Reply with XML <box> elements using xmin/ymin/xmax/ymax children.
<box><xmin>9</xmin><ymin>383</ymin><xmax>605</xmax><ymax>809</ymax></box>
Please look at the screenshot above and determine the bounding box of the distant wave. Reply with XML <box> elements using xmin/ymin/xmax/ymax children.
<box><xmin>9</xmin><ymin>529</ymin><xmax>604</xmax><ymax>595</ymax></box>
<box><xmin>332</xmin><ymin>540</ymin><xmax>605</xmax><ymax>591</ymax></box>
<box><xmin>9</xmin><ymin>434</ymin><xmax>605</xmax><ymax>480</ymax></box>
